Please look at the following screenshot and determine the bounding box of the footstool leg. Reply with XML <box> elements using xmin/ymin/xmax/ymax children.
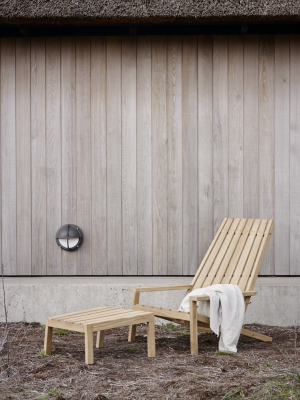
<box><xmin>128</xmin><ymin>325</ymin><xmax>137</xmax><ymax>342</ymax></box>
<box><xmin>44</xmin><ymin>321</ymin><xmax>53</xmax><ymax>355</ymax></box>
<box><xmin>147</xmin><ymin>315</ymin><xmax>155</xmax><ymax>357</ymax></box>
<box><xmin>96</xmin><ymin>330</ymin><xmax>105</xmax><ymax>348</ymax></box>
<box><xmin>85</xmin><ymin>326</ymin><xmax>94</xmax><ymax>364</ymax></box>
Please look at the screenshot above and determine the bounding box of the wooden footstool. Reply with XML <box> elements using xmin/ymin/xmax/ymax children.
<box><xmin>44</xmin><ymin>306</ymin><xmax>155</xmax><ymax>364</ymax></box>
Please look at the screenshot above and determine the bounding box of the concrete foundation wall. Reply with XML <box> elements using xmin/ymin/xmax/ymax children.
<box><xmin>1</xmin><ymin>277</ymin><xmax>299</xmax><ymax>326</ymax></box>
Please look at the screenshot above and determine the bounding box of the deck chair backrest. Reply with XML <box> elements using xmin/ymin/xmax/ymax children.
<box><xmin>191</xmin><ymin>218</ymin><xmax>274</xmax><ymax>292</ymax></box>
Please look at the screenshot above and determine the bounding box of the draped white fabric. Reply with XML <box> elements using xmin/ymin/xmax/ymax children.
<box><xmin>179</xmin><ymin>284</ymin><xmax>244</xmax><ymax>353</ymax></box>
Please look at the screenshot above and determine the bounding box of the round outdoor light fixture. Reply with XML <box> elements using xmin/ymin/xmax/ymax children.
<box><xmin>56</xmin><ymin>224</ymin><xmax>83</xmax><ymax>251</ymax></box>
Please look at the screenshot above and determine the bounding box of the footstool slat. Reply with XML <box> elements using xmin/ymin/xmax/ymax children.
<box><xmin>47</xmin><ymin>319</ymin><xmax>86</xmax><ymax>332</ymax></box>
<box><xmin>49</xmin><ymin>306</ymin><xmax>110</xmax><ymax>320</ymax></box>
<box><xmin>62</xmin><ymin>308</ymin><xmax>135</xmax><ymax>323</ymax></box>
<box><xmin>86</xmin><ymin>311</ymin><xmax>152</xmax><ymax>326</ymax></box>
<box><xmin>91</xmin><ymin>314</ymin><xmax>152</xmax><ymax>331</ymax></box>
<box><xmin>59</xmin><ymin>309</ymin><xmax>143</xmax><ymax>325</ymax></box>
<box><xmin>87</xmin><ymin>310</ymin><xmax>153</xmax><ymax>325</ymax></box>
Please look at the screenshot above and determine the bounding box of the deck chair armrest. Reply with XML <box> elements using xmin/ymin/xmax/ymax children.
<box><xmin>129</xmin><ymin>284</ymin><xmax>193</xmax><ymax>293</ymax></box>
<box><xmin>189</xmin><ymin>295</ymin><xmax>210</xmax><ymax>301</ymax></box>
<box><xmin>242</xmin><ymin>291</ymin><xmax>257</xmax><ymax>297</ymax></box>
<box><xmin>189</xmin><ymin>291</ymin><xmax>257</xmax><ymax>302</ymax></box>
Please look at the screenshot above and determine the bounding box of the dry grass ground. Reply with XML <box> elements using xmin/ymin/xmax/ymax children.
<box><xmin>0</xmin><ymin>322</ymin><xmax>298</xmax><ymax>399</ymax></box>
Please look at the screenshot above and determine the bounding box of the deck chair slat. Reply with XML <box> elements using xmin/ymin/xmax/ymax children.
<box><xmin>203</xmin><ymin>218</ymin><xmax>241</xmax><ymax>288</ymax></box>
<box><xmin>230</xmin><ymin>219</ymin><xmax>261</xmax><ymax>285</ymax></box>
<box><xmin>213</xmin><ymin>218</ymin><xmax>248</xmax><ymax>285</ymax></box>
<box><xmin>193</xmin><ymin>218</ymin><xmax>234</xmax><ymax>290</ymax></box>
<box><xmin>238</xmin><ymin>219</ymin><xmax>268</xmax><ymax>291</ymax></box>
<box><xmin>191</xmin><ymin>218</ymin><xmax>230</xmax><ymax>287</ymax></box>
<box><xmin>222</xmin><ymin>219</ymin><xmax>254</xmax><ymax>284</ymax></box>
<box><xmin>246</xmin><ymin>219</ymin><xmax>275</xmax><ymax>291</ymax></box>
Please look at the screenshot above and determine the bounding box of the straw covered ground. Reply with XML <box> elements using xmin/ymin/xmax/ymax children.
<box><xmin>0</xmin><ymin>322</ymin><xmax>299</xmax><ymax>399</ymax></box>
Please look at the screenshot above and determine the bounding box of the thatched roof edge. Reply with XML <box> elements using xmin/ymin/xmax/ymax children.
<box><xmin>0</xmin><ymin>1</ymin><xmax>300</xmax><ymax>25</ymax></box>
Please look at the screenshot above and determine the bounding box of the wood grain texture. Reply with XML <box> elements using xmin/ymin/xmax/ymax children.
<box><xmin>122</xmin><ymin>37</ymin><xmax>137</xmax><ymax>275</ymax></box>
<box><xmin>1</xmin><ymin>38</ymin><xmax>16</xmax><ymax>275</ymax></box>
<box><xmin>152</xmin><ymin>36</ymin><xmax>168</xmax><ymax>275</ymax></box>
<box><xmin>193</xmin><ymin>218</ymin><xmax>234</xmax><ymax>289</ymax></box>
<box><xmin>258</xmin><ymin>35</ymin><xmax>275</xmax><ymax>275</ymax></box>
<box><xmin>243</xmin><ymin>36</ymin><xmax>259</xmax><ymax>219</ymax></box>
<box><xmin>238</xmin><ymin>219</ymin><xmax>268</xmax><ymax>289</ymax></box>
<box><xmin>31</xmin><ymin>37</ymin><xmax>46</xmax><ymax>275</ymax></box>
<box><xmin>128</xmin><ymin>290</ymin><xmax>140</xmax><ymax>341</ymax></box>
<box><xmin>246</xmin><ymin>219</ymin><xmax>274</xmax><ymax>290</ymax></box>
<box><xmin>290</xmin><ymin>35</ymin><xmax>300</xmax><ymax>275</ymax></box>
<box><xmin>205</xmin><ymin>218</ymin><xmax>241</xmax><ymax>287</ymax></box>
<box><xmin>107</xmin><ymin>37</ymin><xmax>122</xmax><ymax>275</ymax></box>
<box><xmin>96</xmin><ymin>330</ymin><xmax>105</xmax><ymax>348</ymax></box>
<box><xmin>1</xmin><ymin>35</ymin><xmax>299</xmax><ymax>276</ymax></box>
<box><xmin>213</xmin><ymin>36</ymin><xmax>229</xmax><ymax>235</ymax></box>
<box><xmin>76</xmin><ymin>37</ymin><xmax>92</xmax><ymax>275</ymax></box>
<box><xmin>198</xmin><ymin>36</ymin><xmax>213</xmax><ymax>266</ymax></box>
<box><xmin>167</xmin><ymin>36</ymin><xmax>182</xmax><ymax>275</ymax></box>
<box><xmin>46</xmin><ymin>37</ymin><xmax>62</xmax><ymax>275</ymax></box>
<box><xmin>214</xmin><ymin>218</ymin><xmax>247</xmax><ymax>285</ymax></box>
<box><xmin>136</xmin><ymin>36</ymin><xmax>152</xmax><ymax>275</ymax></box>
<box><xmin>274</xmin><ymin>35</ymin><xmax>290</xmax><ymax>275</ymax></box>
<box><xmin>129</xmin><ymin>284</ymin><xmax>192</xmax><ymax>292</ymax></box>
<box><xmin>228</xmin><ymin>36</ymin><xmax>243</xmax><ymax>218</ymax></box>
<box><xmin>16</xmin><ymin>38</ymin><xmax>31</xmax><ymax>275</ymax></box>
<box><xmin>222</xmin><ymin>219</ymin><xmax>253</xmax><ymax>284</ymax></box>
<box><xmin>91</xmin><ymin>37</ymin><xmax>107</xmax><ymax>275</ymax></box>
<box><xmin>61</xmin><ymin>37</ymin><xmax>77</xmax><ymax>275</ymax></box>
<box><xmin>44</xmin><ymin>323</ymin><xmax>53</xmax><ymax>355</ymax></box>
<box><xmin>85</xmin><ymin>326</ymin><xmax>94</xmax><ymax>364</ymax></box>
<box><xmin>230</xmin><ymin>219</ymin><xmax>261</xmax><ymax>285</ymax></box>
<box><xmin>147</xmin><ymin>314</ymin><xmax>156</xmax><ymax>357</ymax></box>
<box><xmin>182</xmin><ymin>36</ymin><xmax>198</xmax><ymax>275</ymax></box>
<box><xmin>190</xmin><ymin>299</ymin><xmax>198</xmax><ymax>354</ymax></box>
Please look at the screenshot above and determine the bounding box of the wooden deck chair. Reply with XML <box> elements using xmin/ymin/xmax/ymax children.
<box><xmin>128</xmin><ymin>218</ymin><xmax>274</xmax><ymax>354</ymax></box>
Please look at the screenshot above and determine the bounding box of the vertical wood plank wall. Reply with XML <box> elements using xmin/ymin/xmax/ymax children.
<box><xmin>0</xmin><ymin>35</ymin><xmax>299</xmax><ymax>276</ymax></box>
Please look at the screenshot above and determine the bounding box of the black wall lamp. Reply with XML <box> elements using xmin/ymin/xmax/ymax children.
<box><xmin>56</xmin><ymin>224</ymin><xmax>83</xmax><ymax>251</ymax></box>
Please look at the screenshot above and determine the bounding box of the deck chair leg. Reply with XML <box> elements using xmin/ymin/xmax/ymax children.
<box><xmin>44</xmin><ymin>321</ymin><xmax>53</xmax><ymax>355</ymax></box>
<box><xmin>85</xmin><ymin>326</ymin><xmax>94</xmax><ymax>364</ymax></box>
<box><xmin>241</xmin><ymin>328</ymin><xmax>272</xmax><ymax>342</ymax></box>
<box><xmin>96</xmin><ymin>330</ymin><xmax>105</xmax><ymax>348</ymax></box>
<box><xmin>147</xmin><ymin>315</ymin><xmax>156</xmax><ymax>357</ymax></box>
<box><xmin>190</xmin><ymin>300</ymin><xmax>198</xmax><ymax>355</ymax></box>
<box><xmin>128</xmin><ymin>291</ymin><xmax>140</xmax><ymax>342</ymax></box>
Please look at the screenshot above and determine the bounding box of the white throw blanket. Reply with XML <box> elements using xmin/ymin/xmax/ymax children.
<box><xmin>179</xmin><ymin>284</ymin><xmax>244</xmax><ymax>353</ymax></box>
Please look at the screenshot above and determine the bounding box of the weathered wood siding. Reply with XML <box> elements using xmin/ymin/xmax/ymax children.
<box><xmin>0</xmin><ymin>35</ymin><xmax>299</xmax><ymax>276</ymax></box>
